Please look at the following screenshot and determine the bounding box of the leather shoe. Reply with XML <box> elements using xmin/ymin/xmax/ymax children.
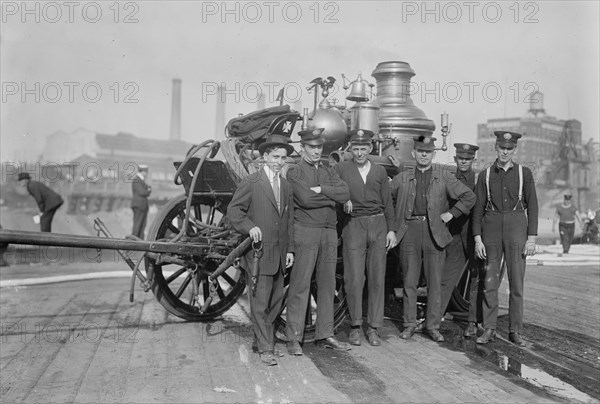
<box><xmin>463</xmin><ymin>322</ymin><xmax>477</xmax><ymax>338</ymax></box>
<box><xmin>348</xmin><ymin>328</ymin><xmax>362</xmax><ymax>346</ymax></box>
<box><xmin>287</xmin><ymin>340</ymin><xmax>303</xmax><ymax>356</ymax></box>
<box><xmin>366</xmin><ymin>328</ymin><xmax>381</xmax><ymax>346</ymax></box>
<box><xmin>317</xmin><ymin>336</ymin><xmax>351</xmax><ymax>351</ymax></box>
<box><xmin>259</xmin><ymin>352</ymin><xmax>278</xmax><ymax>366</ymax></box>
<box><xmin>400</xmin><ymin>325</ymin><xmax>416</xmax><ymax>340</ymax></box>
<box><xmin>476</xmin><ymin>328</ymin><xmax>496</xmax><ymax>344</ymax></box>
<box><xmin>509</xmin><ymin>332</ymin><xmax>526</xmax><ymax>347</ymax></box>
<box><xmin>428</xmin><ymin>329</ymin><xmax>445</xmax><ymax>342</ymax></box>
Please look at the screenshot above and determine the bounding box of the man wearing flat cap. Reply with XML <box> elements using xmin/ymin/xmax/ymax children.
<box><xmin>391</xmin><ymin>136</ymin><xmax>475</xmax><ymax>342</ymax></box>
<box><xmin>439</xmin><ymin>143</ymin><xmax>481</xmax><ymax>337</ymax></box>
<box><xmin>18</xmin><ymin>172</ymin><xmax>64</xmax><ymax>232</ymax></box>
<box><xmin>228</xmin><ymin>133</ymin><xmax>295</xmax><ymax>366</ymax></box>
<box><xmin>334</xmin><ymin>129</ymin><xmax>397</xmax><ymax>346</ymax></box>
<box><xmin>471</xmin><ymin>131</ymin><xmax>538</xmax><ymax>346</ymax></box>
<box><xmin>285</xmin><ymin>128</ymin><xmax>351</xmax><ymax>354</ymax></box>
<box><xmin>131</xmin><ymin>164</ymin><xmax>152</xmax><ymax>239</ymax></box>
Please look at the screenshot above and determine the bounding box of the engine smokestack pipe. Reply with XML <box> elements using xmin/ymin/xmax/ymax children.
<box><xmin>170</xmin><ymin>78</ymin><xmax>182</xmax><ymax>141</ymax></box>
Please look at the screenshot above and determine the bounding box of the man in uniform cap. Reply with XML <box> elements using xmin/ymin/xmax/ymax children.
<box><xmin>335</xmin><ymin>129</ymin><xmax>397</xmax><ymax>346</ymax></box>
<box><xmin>228</xmin><ymin>133</ymin><xmax>295</xmax><ymax>366</ymax></box>
<box><xmin>472</xmin><ymin>131</ymin><xmax>538</xmax><ymax>346</ymax></box>
<box><xmin>552</xmin><ymin>189</ymin><xmax>582</xmax><ymax>255</ymax></box>
<box><xmin>285</xmin><ymin>128</ymin><xmax>351</xmax><ymax>354</ymax></box>
<box><xmin>439</xmin><ymin>143</ymin><xmax>481</xmax><ymax>337</ymax></box>
<box><xmin>391</xmin><ymin>136</ymin><xmax>475</xmax><ymax>342</ymax></box>
<box><xmin>18</xmin><ymin>172</ymin><xmax>64</xmax><ymax>232</ymax></box>
<box><xmin>131</xmin><ymin>164</ymin><xmax>152</xmax><ymax>239</ymax></box>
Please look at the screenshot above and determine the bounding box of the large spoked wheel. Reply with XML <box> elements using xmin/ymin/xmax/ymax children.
<box><xmin>446</xmin><ymin>262</ymin><xmax>472</xmax><ymax>313</ymax></box>
<box><xmin>274</xmin><ymin>253</ymin><xmax>348</xmax><ymax>343</ymax></box>
<box><xmin>145</xmin><ymin>194</ymin><xmax>247</xmax><ymax>321</ymax></box>
<box><xmin>447</xmin><ymin>258</ymin><xmax>508</xmax><ymax>315</ymax></box>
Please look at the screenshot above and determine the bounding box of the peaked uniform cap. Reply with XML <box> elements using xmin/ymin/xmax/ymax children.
<box><xmin>413</xmin><ymin>135</ymin><xmax>437</xmax><ymax>151</ymax></box>
<box><xmin>298</xmin><ymin>128</ymin><xmax>325</xmax><ymax>146</ymax></box>
<box><xmin>454</xmin><ymin>143</ymin><xmax>479</xmax><ymax>158</ymax></box>
<box><xmin>494</xmin><ymin>131</ymin><xmax>522</xmax><ymax>147</ymax></box>
<box><xmin>348</xmin><ymin>129</ymin><xmax>374</xmax><ymax>144</ymax></box>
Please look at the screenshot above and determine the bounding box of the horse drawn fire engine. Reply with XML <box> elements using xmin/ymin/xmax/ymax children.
<box><xmin>0</xmin><ymin>61</ymin><xmax>474</xmax><ymax>341</ymax></box>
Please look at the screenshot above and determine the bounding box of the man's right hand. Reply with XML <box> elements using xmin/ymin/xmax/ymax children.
<box><xmin>249</xmin><ymin>227</ymin><xmax>262</xmax><ymax>243</ymax></box>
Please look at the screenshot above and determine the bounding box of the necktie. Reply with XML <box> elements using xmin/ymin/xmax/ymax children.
<box><xmin>272</xmin><ymin>175</ymin><xmax>280</xmax><ymax>212</ymax></box>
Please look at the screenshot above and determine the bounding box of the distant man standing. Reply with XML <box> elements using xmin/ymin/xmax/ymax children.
<box><xmin>472</xmin><ymin>131</ymin><xmax>538</xmax><ymax>346</ymax></box>
<box><xmin>391</xmin><ymin>136</ymin><xmax>475</xmax><ymax>342</ymax></box>
<box><xmin>227</xmin><ymin>133</ymin><xmax>295</xmax><ymax>366</ymax></box>
<box><xmin>18</xmin><ymin>173</ymin><xmax>64</xmax><ymax>232</ymax></box>
<box><xmin>552</xmin><ymin>190</ymin><xmax>582</xmax><ymax>254</ymax></box>
<box><xmin>335</xmin><ymin>129</ymin><xmax>397</xmax><ymax>346</ymax></box>
<box><xmin>438</xmin><ymin>143</ymin><xmax>480</xmax><ymax>337</ymax></box>
<box><xmin>285</xmin><ymin>128</ymin><xmax>351</xmax><ymax>355</ymax></box>
<box><xmin>131</xmin><ymin>164</ymin><xmax>151</xmax><ymax>239</ymax></box>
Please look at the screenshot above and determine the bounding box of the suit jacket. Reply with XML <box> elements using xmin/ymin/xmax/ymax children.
<box><xmin>131</xmin><ymin>175</ymin><xmax>151</xmax><ymax>210</ymax></box>
<box><xmin>26</xmin><ymin>181</ymin><xmax>63</xmax><ymax>213</ymax></box>
<box><xmin>391</xmin><ymin>164</ymin><xmax>475</xmax><ymax>249</ymax></box>
<box><xmin>227</xmin><ymin>169</ymin><xmax>295</xmax><ymax>275</ymax></box>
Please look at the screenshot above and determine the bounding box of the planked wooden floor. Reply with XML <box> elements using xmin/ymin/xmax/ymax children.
<box><xmin>1</xmin><ymin>260</ymin><xmax>598</xmax><ymax>403</ymax></box>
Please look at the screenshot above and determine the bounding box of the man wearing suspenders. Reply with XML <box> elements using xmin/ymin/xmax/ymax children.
<box><xmin>471</xmin><ymin>131</ymin><xmax>538</xmax><ymax>346</ymax></box>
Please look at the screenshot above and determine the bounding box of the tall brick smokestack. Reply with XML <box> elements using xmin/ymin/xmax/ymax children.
<box><xmin>215</xmin><ymin>85</ymin><xmax>226</xmax><ymax>140</ymax></box>
<box><xmin>170</xmin><ymin>78</ymin><xmax>182</xmax><ymax>141</ymax></box>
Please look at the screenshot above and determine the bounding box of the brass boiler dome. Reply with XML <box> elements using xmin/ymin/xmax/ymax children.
<box><xmin>308</xmin><ymin>99</ymin><xmax>348</xmax><ymax>155</ymax></box>
<box><xmin>372</xmin><ymin>61</ymin><xmax>435</xmax><ymax>162</ymax></box>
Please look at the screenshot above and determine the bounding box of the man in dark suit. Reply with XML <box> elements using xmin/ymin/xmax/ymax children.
<box><xmin>18</xmin><ymin>173</ymin><xmax>64</xmax><ymax>232</ymax></box>
<box><xmin>391</xmin><ymin>136</ymin><xmax>475</xmax><ymax>342</ymax></box>
<box><xmin>131</xmin><ymin>164</ymin><xmax>151</xmax><ymax>239</ymax></box>
<box><xmin>227</xmin><ymin>132</ymin><xmax>295</xmax><ymax>366</ymax></box>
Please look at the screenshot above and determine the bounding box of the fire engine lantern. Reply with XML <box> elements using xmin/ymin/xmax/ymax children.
<box><xmin>372</xmin><ymin>61</ymin><xmax>435</xmax><ymax>162</ymax></box>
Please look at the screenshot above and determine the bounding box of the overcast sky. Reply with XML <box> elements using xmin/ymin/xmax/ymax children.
<box><xmin>1</xmin><ymin>0</ymin><xmax>599</xmax><ymax>163</ymax></box>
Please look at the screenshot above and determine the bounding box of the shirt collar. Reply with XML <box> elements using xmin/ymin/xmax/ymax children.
<box><xmin>263</xmin><ymin>165</ymin><xmax>278</xmax><ymax>181</ymax></box>
<box><xmin>494</xmin><ymin>159</ymin><xmax>515</xmax><ymax>172</ymax></box>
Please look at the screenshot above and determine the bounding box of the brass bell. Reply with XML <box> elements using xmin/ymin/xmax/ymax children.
<box><xmin>346</xmin><ymin>73</ymin><xmax>369</xmax><ymax>102</ymax></box>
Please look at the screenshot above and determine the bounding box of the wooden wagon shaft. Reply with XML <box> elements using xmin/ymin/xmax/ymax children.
<box><xmin>0</xmin><ymin>229</ymin><xmax>210</xmax><ymax>256</ymax></box>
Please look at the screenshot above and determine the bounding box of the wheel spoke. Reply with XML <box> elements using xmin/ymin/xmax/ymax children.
<box><xmin>220</xmin><ymin>271</ymin><xmax>237</xmax><ymax>287</ymax></box>
<box><xmin>174</xmin><ymin>273</ymin><xmax>192</xmax><ymax>298</ymax></box>
<box><xmin>165</xmin><ymin>267</ymin><xmax>187</xmax><ymax>284</ymax></box>
<box><xmin>215</xmin><ymin>282</ymin><xmax>226</xmax><ymax>299</ymax></box>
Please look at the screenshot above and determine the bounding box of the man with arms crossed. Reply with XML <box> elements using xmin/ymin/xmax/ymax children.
<box><xmin>285</xmin><ymin>128</ymin><xmax>351</xmax><ymax>355</ymax></box>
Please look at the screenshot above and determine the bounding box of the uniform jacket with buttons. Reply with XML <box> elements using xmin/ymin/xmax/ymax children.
<box><xmin>227</xmin><ymin>168</ymin><xmax>295</xmax><ymax>275</ymax></box>
<box><xmin>390</xmin><ymin>164</ymin><xmax>475</xmax><ymax>249</ymax></box>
